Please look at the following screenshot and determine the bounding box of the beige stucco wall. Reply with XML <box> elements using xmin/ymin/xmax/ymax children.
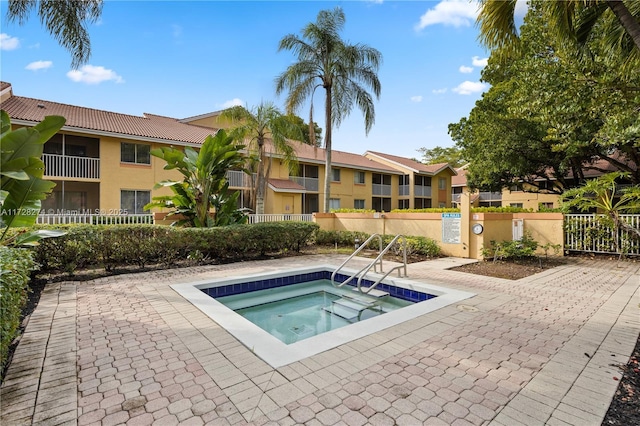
<box><xmin>99</xmin><ymin>137</ymin><xmax>183</xmax><ymax>211</ymax></box>
<box><xmin>314</xmin><ymin>209</ymin><xmax>564</xmax><ymax>260</ymax></box>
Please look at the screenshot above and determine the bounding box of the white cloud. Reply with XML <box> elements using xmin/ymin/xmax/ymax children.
<box><xmin>459</xmin><ymin>65</ymin><xmax>473</xmax><ymax>73</ymax></box>
<box><xmin>26</xmin><ymin>60</ymin><xmax>53</xmax><ymax>71</ymax></box>
<box><xmin>0</xmin><ymin>33</ymin><xmax>20</xmax><ymax>50</ymax></box>
<box><xmin>452</xmin><ymin>81</ymin><xmax>488</xmax><ymax>95</ymax></box>
<box><xmin>410</xmin><ymin>95</ymin><xmax>423</xmax><ymax>103</ymax></box>
<box><xmin>221</xmin><ymin>98</ymin><xmax>244</xmax><ymax>108</ymax></box>
<box><xmin>67</xmin><ymin>65</ymin><xmax>124</xmax><ymax>84</ymax></box>
<box><xmin>432</xmin><ymin>88</ymin><xmax>447</xmax><ymax>94</ymax></box>
<box><xmin>472</xmin><ymin>56</ymin><xmax>488</xmax><ymax>67</ymax></box>
<box><xmin>415</xmin><ymin>0</ymin><xmax>480</xmax><ymax>30</ymax></box>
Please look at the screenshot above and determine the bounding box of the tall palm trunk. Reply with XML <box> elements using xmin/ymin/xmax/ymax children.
<box><xmin>323</xmin><ymin>85</ymin><xmax>333</xmax><ymax>213</ymax></box>
<box><xmin>606</xmin><ymin>0</ymin><xmax>640</xmax><ymax>50</ymax></box>
<box><xmin>256</xmin><ymin>139</ymin><xmax>266</xmax><ymax>214</ymax></box>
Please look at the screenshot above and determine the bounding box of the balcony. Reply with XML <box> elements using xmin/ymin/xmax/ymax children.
<box><xmin>479</xmin><ymin>191</ymin><xmax>502</xmax><ymax>201</ymax></box>
<box><xmin>414</xmin><ymin>185</ymin><xmax>432</xmax><ymax>197</ymax></box>
<box><xmin>226</xmin><ymin>170</ymin><xmax>254</xmax><ymax>188</ymax></box>
<box><xmin>290</xmin><ymin>176</ymin><xmax>319</xmax><ymax>192</ymax></box>
<box><xmin>43</xmin><ymin>153</ymin><xmax>100</xmax><ymax>179</ymax></box>
<box><xmin>372</xmin><ymin>184</ymin><xmax>391</xmax><ymax>196</ymax></box>
<box><xmin>398</xmin><ymin>185</ymin><xmax>410</xmax><ymax>196</ymax></box>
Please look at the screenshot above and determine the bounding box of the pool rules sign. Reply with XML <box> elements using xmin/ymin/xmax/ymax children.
<box><xmin>441</xmin><ymin>213</ymin><xmax>461</xmax><ymax>244</ymax></box>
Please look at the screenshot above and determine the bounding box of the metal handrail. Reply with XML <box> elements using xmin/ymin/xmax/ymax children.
<box><xmin>357</xmin><ymin>235</ymin><xmax>408</xmax><ymax>294</ymax></box>
<box><xmin>331</xmin><ymin>234</ymin><xmax>383</xmax><ymax>287</ymax></box>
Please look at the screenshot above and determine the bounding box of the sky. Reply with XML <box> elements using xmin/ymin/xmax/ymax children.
<box><xmin>0</xmin><ymin>0</ymin><xmax>507</xmax><ymax>160</ymax></box>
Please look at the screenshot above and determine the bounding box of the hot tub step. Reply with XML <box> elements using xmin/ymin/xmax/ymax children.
<box><xmin>352</xmin><ymin>287</ymin><xmax>389</xmax><ymax>298</ymax></box>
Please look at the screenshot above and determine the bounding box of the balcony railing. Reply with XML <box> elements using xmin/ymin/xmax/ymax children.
<box><xmin>479</xmin><ymin>191</ymin><xmax>502</xmax><ymax>201</ymax></box>
<box><xmin>452</xmin><ymin>193</ymin><xmax>462</xmax><ymax>203</ymax></box>
<box><xmin>43</xmin><ymin>153</ymin><xmax>100</xmax><ymax>179</ymax></box>
<box><xmin>398</xmin><ymin>185</ymin><xmax>409</xmax><ymax>196</ymax></box>
<box><xmin>372</xmin><ymin>184</ymin><xmax>391</xmax><ymax>196</ymax></box>
<box><xmin>290</xmin><ymin>176</ymin><xmax>319</xmax><ymax>192</ymax></box>
<box><xmin>414</xmin><ymin>186</ymin><xmax>432</xmax><ymax>197</ymax></box>
<box><xmin>225</xmin><ymin>170</ymin><xmax>254</xmax><ymax>188</ymax></box>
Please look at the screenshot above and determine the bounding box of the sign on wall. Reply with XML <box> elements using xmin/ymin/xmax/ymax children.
<box><xmin>442</xmin><ymin>213</ymin><xmax>461</xmax><ymax>244</ymax></box>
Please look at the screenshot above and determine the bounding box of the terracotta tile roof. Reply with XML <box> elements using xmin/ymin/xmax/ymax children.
<box><xmin>1</xmin><ymin>91</ymin><xmax>216</xmax><ymax>145</ymax></box>
<box><xmin>268</xmin><ymin>178</ymin><xmax>306</xmax><ymax>192</ymax></box>
<box><xmin>365</xmin><ymin>151</ymin><xmax>457</xmax><ymax>175</ymax></box>
<box><xmin>281</xmin><ymin>142</ymin><xmax>401</xmax><ymax>173</ymax></box>
<box><xmin>0</xmin><ymin>81</ymin><xmax>11</xmax><ymax>92</ymax></box>
<box><xmin>452</xmin><ymin>168</ymin><xmax>468</xmax><ymax>186</ymax></box>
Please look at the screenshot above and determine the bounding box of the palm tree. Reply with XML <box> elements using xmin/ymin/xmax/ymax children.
<box><xmin>275</xmin><ymin>7</ymin><xmax>382</xmax><ymax>213</ymax></box>
<box><xmin>477</xmin><ymin>0</ymin><xmax>640</xmax><ymax>63</ymax></box>
<box><xmin>5</xmin><ymin>0</ymin><xmax>103</xmax><ymax>68</ymax></box>
<box><xmin>219</xmin><ymin>102</ymin><xmax>301</xmax><ymax>215</ymax></box>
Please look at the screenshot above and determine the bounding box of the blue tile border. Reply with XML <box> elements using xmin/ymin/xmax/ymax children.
<box><xmin>200</xmin><ymin>269</ymin><xmax>436</xmax><ymax>303</ymax></box>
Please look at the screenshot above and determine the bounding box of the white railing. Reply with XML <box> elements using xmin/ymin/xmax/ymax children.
<box><xmin>43</xmin><ymin>154</ymin><xmax>100</xmax><ymax>179</ymax></box>
<box><xmin>479</xmin><ymin>191</ymin><xmax>502</xmax><ymax>201</ymax></box>
<box><xmin>290</xmin><ymin>176</ymin><xmax>319</xmax><ymax>192</ymax></box>
<box><xmin>36</xmin><ymin>213</ymin><xmax>153</xmax><ymax>225</ymax></box>
<box><xmin>225</xmin><ymin>170</ymin><xmax>254</xmax><ymax>188</ymax></box>
<box><xmin>372</xmin><ymin>184</ymin><xmax>391</xmax><ymax>196</ymax></box>
<box><xmin>247</xmin><ymin>214</ymin><xmax>314</xmax><ymax>224</ymax></box>
<box><xmin>565</xmin><ymin>214</ymin><xmax>640</xmax><ymax>256</ymax></box>
<box><xmin>414</xmin><ymin>186</ymin><xmax>432</xmax><ymax>197</ymax></box>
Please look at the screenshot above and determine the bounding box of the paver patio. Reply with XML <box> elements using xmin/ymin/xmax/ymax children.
<box><xmin>1</xmin><ymin>255</ymin><xmax>638</xmax><ymax>425</ymax></box>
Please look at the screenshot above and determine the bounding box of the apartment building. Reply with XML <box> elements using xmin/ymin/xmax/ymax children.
<box><xmin>1</xmin><ymin>82</ymin><xmax>456</xmax><ymax>215</ymax></box>
<box><xmin>451</xmin><ymin>160</ymin><xmax>635</xmax><ymax>211</ymax></box>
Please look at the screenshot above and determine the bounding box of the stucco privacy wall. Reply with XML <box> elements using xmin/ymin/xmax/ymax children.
<box><xmin>313</xmin><ymin>198</ymin><xmax>564</xmax><ymax>260</ymax></box>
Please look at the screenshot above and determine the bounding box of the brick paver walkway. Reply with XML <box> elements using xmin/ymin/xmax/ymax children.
<box><xmin>1</xmin><ymin>255</ymin><xmax>638</xmax><ymax>425</ymax></box>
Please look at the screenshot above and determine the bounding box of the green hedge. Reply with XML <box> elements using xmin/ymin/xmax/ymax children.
<box><xmin>315</xmin><ymin>230</ymin><xmax>441</xmax><ymax>258</ymax></box>
<box><xmin>30</xmin><ymin>222</ymin><xmax>319</xmax><ymax>274</ymax></box>
<box><xmin>0</xmin><ymin>247</ymin><xmax>37</xmax><ymax>370</ymax></box>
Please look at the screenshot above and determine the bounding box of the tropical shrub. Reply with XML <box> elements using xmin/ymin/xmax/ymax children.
<box><xmin>29</xmin><ymin>222</ymin><xmax>320</xmax><ymax>274</ymax></box>
<box><xmin>482</xmin><ymin>232</ymin><xmax>539</xmax><ymax>260</ymax></box>
<box><xmin>145</xmin><ymin>129</ymin><xmax>247</xmax><ymax>227</ymax></box>
<box><xmin>1</xmin><ymin>110</ymin><xmax>65</xmax><ymax>246</ymax></box>
<box><xmin>0</xmin><ymin>246</ymin><xmax>37</xmax><ymax>369</ymax></box>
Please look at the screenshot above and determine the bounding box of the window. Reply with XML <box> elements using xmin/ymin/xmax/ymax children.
<box><xmin>354</xmin><ymin>199</ymin><xmax>365</xmax><ymax>209</ymax></box>
<box><xmin>372</xmin><ymin>197</ymin><xmax>391</xmax><ymax>212</ymax></box>
<box><xmin>452</xmin><ymin>187</ymin><xmax>463</xmax><ymax>194</ymax></box>
<box><xmin>540</xmin><ymin>202</ymin><xmax>554</xmax><ymax>210</ymax></box>
<box><xmin>331</xmin><ymin>168</ymin><xmax>341</xmax><ymax>182</ymax></box>
<box><xmin>121</xmin><ymin>143</ymin><xmax>151</xmax><ymax>164</ymax></box>
<box><xmin>329</xmin><ymin>198</ymin><xmax>341</xmax><ymax>210</ymax></box>
<box><xmin>354</xmin><ymin>171</ymin><xmax>365</xmax><ymax>184</ymax></box>
<box><xmin>398</xmin><ymin>199</ymin><xmax>409</xmax><ymax>209</ymax></box>
<box><xmin>372</xmin><ymin>174</ymin><xmax>391</xmax><ymax>185</ymax></box>
<box><xmin>121</xmin><ymin>190</ymin><xmax>151</xmax><ymax>214</ymax></box>
<box><xmin>510</xmin><ymin>203</ymin><xmax>524</xmax><ymax>208</ymax></box>
<box><xmin>414</xmin><ymin>198</ymin><xmax>432</xmax><ymax>209</ymax></box>
<box><xmin>438</xmin><ymin>177</ymin><xmax>446</xmax><ymax>190</ymax></box>
<box><xmin>415</xmin><ymin>175</ymin><xmax>431</xmax><ymax>187</ymax></box>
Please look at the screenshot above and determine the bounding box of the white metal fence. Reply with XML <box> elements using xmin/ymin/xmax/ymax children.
<box><xmin>35</xmin><ymin>213</ymin><xmax>314</xmax><ymax>226</ymax></box>
<box><xmin>564</xmin><ymin>214</ymin><xmax>640</xmax><ymax>256</ymax></box>
<box><xmin>36</xmin><ymin>214</ymin><xmax>154</xmax><ymax>225</ymax></box>
<box><xmin>247</xmin><ymin>214</ymin><xmax>314</xmax><ymax>224</ymax></box>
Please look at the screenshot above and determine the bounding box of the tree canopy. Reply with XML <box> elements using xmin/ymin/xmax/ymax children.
<box><xmin>417</xmin><ymin>146</ymin><xmax>466</xmax><ymax>169</ymax></box>
<box><xmin>450</xmin><ymin>2</ymin><xmax>639</xmax><ymax>193</ymax></box>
